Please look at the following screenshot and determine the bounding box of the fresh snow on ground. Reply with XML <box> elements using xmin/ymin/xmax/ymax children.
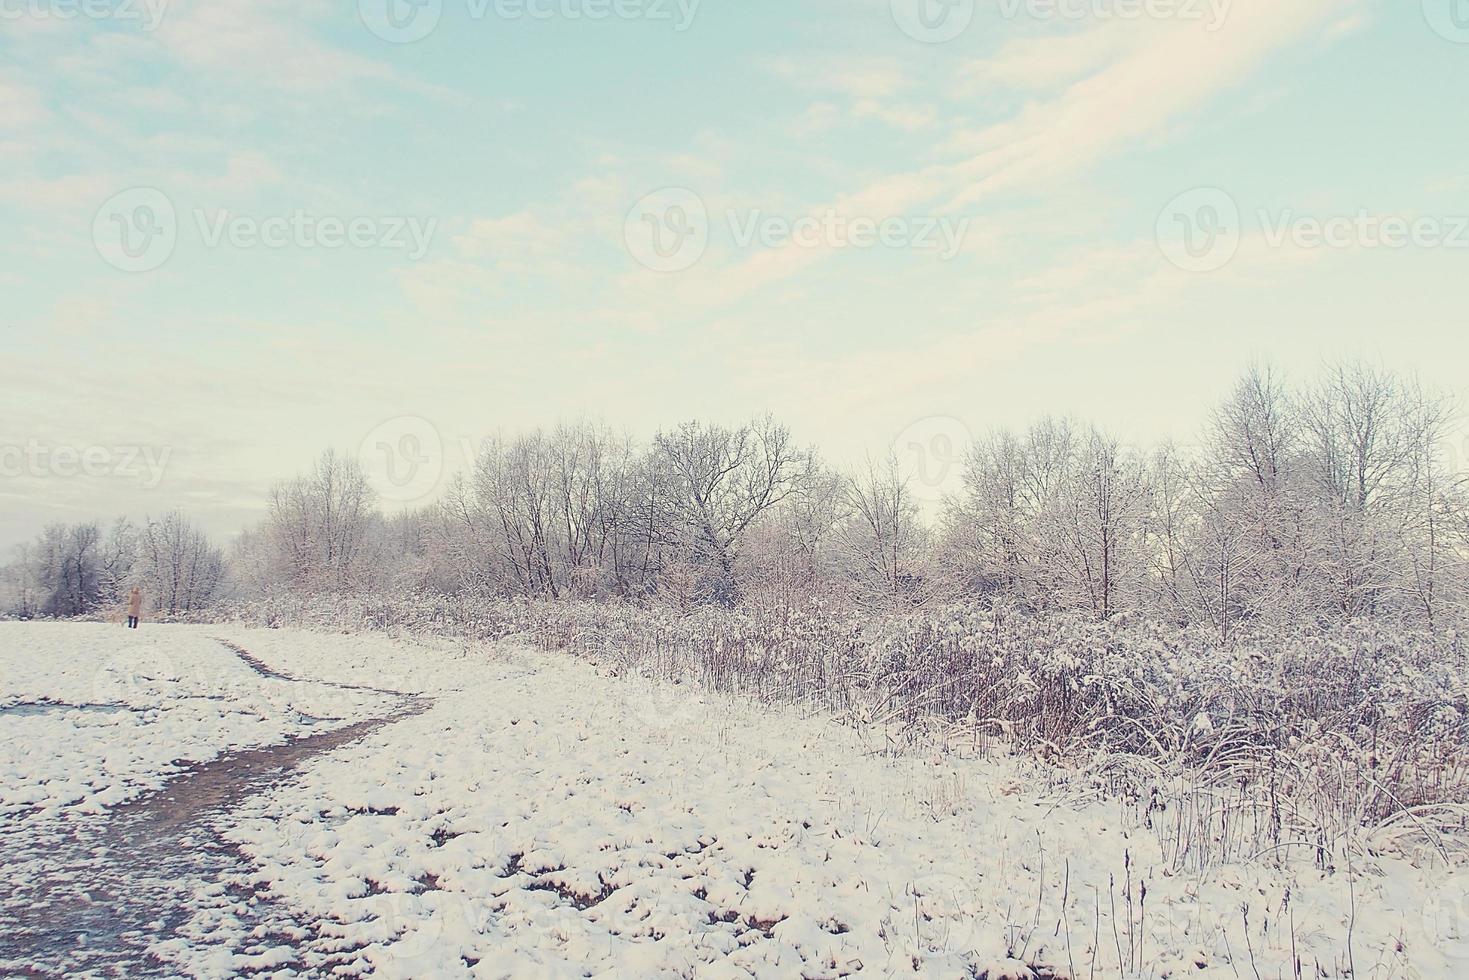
<box><xmin>0</xmin><ymin>623</ymin><xmax>393</xmax><ymax>818</ymax></box>
<box><xmin>1</xmin><ymin>622</ymin><xmax>1465</xmax><ymax>977</ymax></box>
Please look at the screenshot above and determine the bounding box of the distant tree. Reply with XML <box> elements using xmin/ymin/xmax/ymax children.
<box><xmin>1197</xmin><ymin>364</ymin><xmax>1318</xmax><ymax>628</ymax></box>
<box><xmin>653</xmin><ymin>415</ymin><xmax>815</xmax><ymax>604</ymax></box>
<box><xmin>734</xmin><ymin>465</ymin><xmax>847</xmax><ymax>614</ymax></box>
<box><xmin>0</xmin><ymin>543</ymin><xmax>43</xmax><ymax>618</ymax></box>
<box><xmin>0</xmin><ymin>521</ymin><xmax>133</xmax><ymax>618</ymax></box>
<box><xmin>835</xmin><ymin>454</ymin><xmax>930</xmax><ymax>610</ymax></box>
<box><xmin>11</xmin><ymin>363</ymin><xmax>1464</xmax><ymax>631</ymax></box>
<box><xmin>266</xmin><ymin>450</ymin><xmax>375</xmax><ymax>592</ymax></box>
<box><xmin>43</xmin><ymin>522</ymin><xmax>103</xmax><ymax>617</ymax></box>
<box><xmin>135</xmin><ymin>511</ymin><xmax>224</xmax><ymax>615</ymax></box>
<box><xmin>1038</xmin><ymin>426</ymin><xmax>1149</xmax><ymax>620</ymax></box>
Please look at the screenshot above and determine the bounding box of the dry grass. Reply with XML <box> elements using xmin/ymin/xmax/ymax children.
<box><xmin>223</xmin><ymin>592</ymin><xmax>1469</xmax><ymax>871</ymax></box>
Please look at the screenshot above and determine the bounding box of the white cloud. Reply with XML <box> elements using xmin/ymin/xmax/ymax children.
<box><xmin>767</xmin><ymin>54</ymin><xmax>937</xmax><ymax>132</ymax></box>
<box><xmin>962</xmin><ymin>26</ymin><xmax>1131</xmax><ymax>91</ymax></box>
<box><xmin>940</xmin><ymin>0</ymin><xmax>1357</xmax><ymax>208</ymax></box>
<box><xmin>150</xmin><ymin>0</ymin><xmax>396</xmax><ymax>93</ymax></box>
<box><xmin>0</xmin><ymin>75</ymin><xmax>49</xmax><ymax>130</ymax></box>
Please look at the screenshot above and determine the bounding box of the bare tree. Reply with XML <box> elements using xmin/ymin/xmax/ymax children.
<box><xmin>136</xmin><ymin>511</ymin><xmax>224</xmax><ymax>615</ymax></box>
<box><xmin>0</xmin><ymin>521</ymin><xmax>134</xmax><ymax>618</ymax></box>
<box><xmin>654</xmin><ymin>415</ymin><xmax>815</xmax><ymax>604</ymax></box>
<box><xmin>1199</xmin><ymin>364</ymin><xmax>1318</xmax><ymax>628</ymax></box>
<box><xmin>1038</xmin><ymin>427</ymin><xmax>1149</xmax><ymax>620</ymax></box>
<box><xmin>0</xmin><ymin>543</ymin><xmax>44</xmax><ymax>618</ymax></box>
<box><xmin>836</xmin><ymin>453</ymin><xmax>929</xmax><ymax>609</ymax></box>
<box><xmin>267</xmin><ymin>450</ymin><xmax>375</xmax><ymax>592</ymax></box>
<box><xmin>736</xmin><ymin>466</ymin><xmax>848</xmax><ymax>613</ymax></box>
<box><xmin>945</xmin><ymin>429</ymin><xmax>1030</xmax><ymax>597</ymax></box>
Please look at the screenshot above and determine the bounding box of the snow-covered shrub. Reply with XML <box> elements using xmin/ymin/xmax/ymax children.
<box><xmin>862</xmin><ymin>605</ymin><xmax>1469</xmax><ymax>864</ymax></box>
<box><xmin>215</xmin><ymin>592</ymin><xmax>1469</xmax><ymax>865</ymax></box>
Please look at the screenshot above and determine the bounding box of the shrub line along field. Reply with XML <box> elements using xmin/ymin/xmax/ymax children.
<box><xmin>232</xmin><ymin>593</ymin><xmax>1469</xmax><ymax>872</ymax></box>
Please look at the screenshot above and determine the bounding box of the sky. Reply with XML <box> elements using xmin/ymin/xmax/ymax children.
<box><xmin>2</xmin><ymin>0</ymin><xmax>1467</xmax><ymax>549</ymax></box>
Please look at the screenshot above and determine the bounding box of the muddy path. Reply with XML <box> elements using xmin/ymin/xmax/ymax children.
<box><xmin>0</xmin><ymin>639</ymin><xmax>431</xmax><ymax>978</ymax></box>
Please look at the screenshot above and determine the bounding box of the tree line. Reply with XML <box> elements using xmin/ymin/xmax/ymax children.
<box><xmin>942</xmin><ymin>363</ymin><xmax>1462</xmax><ymax>633</ymax></box>
<box><xmin>4</xmin><ymin>361</ymin><xmax>1466</xmax><ymax>635</ymax></box>
<box><xmin>1</xmin><ymin>512</ymin><xmax>224</xmax><ymax>618</ymax></box>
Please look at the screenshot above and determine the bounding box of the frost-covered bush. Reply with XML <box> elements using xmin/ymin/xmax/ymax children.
<box><xmin>864</xmin><ymin>605</ymin><xmax>1469</xmax><ymax>862</ymax></box>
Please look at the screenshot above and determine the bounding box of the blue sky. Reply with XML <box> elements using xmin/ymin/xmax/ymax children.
<box><xmin>2</xmin><ymin>0</ymin><xmax>1467</xmax><ymax>546</ymax></box>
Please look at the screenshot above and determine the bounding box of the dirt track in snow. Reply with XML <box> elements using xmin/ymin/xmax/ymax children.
<box><xmin>0</xmin><ymin>640</ymin><xmax>429</xmax><ymax>977</ymax></box>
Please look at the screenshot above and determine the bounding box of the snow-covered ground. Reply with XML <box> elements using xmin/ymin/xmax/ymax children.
<box><xmin>0</xmin><ymin>623</ymin><xmax>394</xmax><ymax>818</ymax></box>
<box><xmin>1</xmin><ymin>622</ymin><xmax>1465</xmax><ymax>978</ymax></box>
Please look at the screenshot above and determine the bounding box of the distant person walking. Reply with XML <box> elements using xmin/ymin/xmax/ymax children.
<box><xmin>126</xmin><ymin>587</ymin><xmax>142</xmax><ymax>629</ymax></box>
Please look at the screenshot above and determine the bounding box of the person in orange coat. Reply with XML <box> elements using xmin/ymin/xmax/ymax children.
<box><xmin>126</xmin><ymin>586</ymin><xmax>142</xmax><ymax>629</ymax></box>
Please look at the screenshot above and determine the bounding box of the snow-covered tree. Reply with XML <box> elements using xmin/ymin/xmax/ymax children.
<box><xmin>135</xmin><ymin>511</ymin><xmax>224</xmax><ymax>615</ymax></box>
<box><xmin>265</xmin><ymin>450</ymin><xmax>375</xmax><ymax>592</ymax></box>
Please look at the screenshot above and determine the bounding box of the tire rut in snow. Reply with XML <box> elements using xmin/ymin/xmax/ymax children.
<box><xmin>0</xmin><ymin>639</ymin><xmax>432</xmax><ymax>978</ymax></box>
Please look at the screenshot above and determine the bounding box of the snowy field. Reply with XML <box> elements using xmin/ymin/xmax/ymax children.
<box><xmin>0</xmin><ymin>623</ymin><xmax>395</xmax><ymax>818</ymax></box>
<box><xmin>1</xmin><ymin>622</ymin><xmax>1466</xmax><ymax>978</ymax></box>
